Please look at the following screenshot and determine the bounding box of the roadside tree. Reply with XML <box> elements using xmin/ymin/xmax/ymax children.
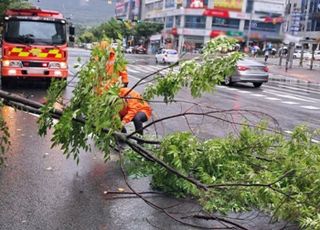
<box><xmin>0</xmin><ymin>37</ymin><xmax>320</xmax><ymax>229</ymax></box>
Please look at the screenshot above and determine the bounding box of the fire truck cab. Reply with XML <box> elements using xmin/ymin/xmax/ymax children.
<box><xmin>0</xmin><ymin>8</ymin><xmax>75</xmax><ymax>86</ymax></box>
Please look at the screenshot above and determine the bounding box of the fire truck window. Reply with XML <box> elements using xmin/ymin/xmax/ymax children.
<box><xmin>4</xmin><ymin>20</ymin><xmax>66</xmax><ymax>45</ymax></box>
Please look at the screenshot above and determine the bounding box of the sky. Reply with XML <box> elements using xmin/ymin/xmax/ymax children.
<box><xmin>28</xmin><ymin>0</ymin><xmax>116</xmax><ymax>26</ymax></box>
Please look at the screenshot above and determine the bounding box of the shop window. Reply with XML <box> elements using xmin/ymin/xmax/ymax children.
<box><xmin>246</xmin><ymin>0</ymin><xmax>254</xmax><ymax>13</ymax></box>
<box><xmin>212</xmin><ymin>18</ymin><xmax>240</xmax><ymax>29</ymax></box>
<box><xmin>185</xmin><ymin>16</ymin><xmax>206</xmax><ymax>28</ymax></box>
<box><xmin>165</xmin><ymin>0</ymin><xmax>175</xmax><ymax>8</ymax></box>
<box><xmin>166</xmin><ymin>16</ymin><xmax>174</xmax><ymax>28</ymax></box>
<box><xmin>175</xmin><ymin>16</ymin><xmax>181</xmax><ymax>27</ymax></box>
<box><xmin>244</xmin><ymin>20</ymin><xmax>280</xmax><ymax>32</ymax></box>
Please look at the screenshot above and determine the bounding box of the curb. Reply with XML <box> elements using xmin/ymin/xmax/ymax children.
<box><xmin>268</xmin><ymin>75</ymin><xmax>320</xmax><ymax>85</ymax></box>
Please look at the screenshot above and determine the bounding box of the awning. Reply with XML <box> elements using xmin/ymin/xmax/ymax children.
<box><xmin>150</xmin><ymin>34</ymin><xmax>162</xmax><ymax>41</ymax></box>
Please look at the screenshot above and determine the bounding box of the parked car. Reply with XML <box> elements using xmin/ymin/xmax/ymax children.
<box><xmin>304</xmin><ymin>50</ymin><xmax>320</xmax><ymax>60</ymax></box>
<box><xmin>84</xmin><ymin>43</ymin><xmax>93</xmax><ymax>50</ymax></box>
<box><xmin>125</xmin><ymin>46</ymin><xmax>134</xmax><ymax>53</ymax></box>
<box><xmin>224</xmin><ymin>58</ymin><xmax>269</xmax><ymax>88</ymax></box>
<box><xmin>293</xmin><ymin>50</ymin><xmax>311</xmax><ymax>59</ymax></box>
<box><xmin>293</xmin><ymin>50</ymin><xmax>302</xmax><ymax>59</ymax></box>
<box><xmin>155</xmin><ymin>49</ymin><xmax>179</xmax><ymax>64</ymax></box>
<box><xmin>133</xmin><ymin>45</ymin><xmax>147</xmax><ymax>54</ymax></box>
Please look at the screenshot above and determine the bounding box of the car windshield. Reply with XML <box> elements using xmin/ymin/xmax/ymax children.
<box><xmin>4</xmin><ymin>19</ymin><xmax>66</xmax><ymax>45</ymax></box>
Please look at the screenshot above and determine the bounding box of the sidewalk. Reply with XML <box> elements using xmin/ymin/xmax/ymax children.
<box><xmin>254</xmin><ymin>57</ymin><xmax>320</xmax><ymax>84</ymax></box>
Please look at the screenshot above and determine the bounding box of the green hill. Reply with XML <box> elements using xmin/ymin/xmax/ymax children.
<box><xmin>28</xmin><ymin>0</ymin><xmax>115</xmax><ymax>26</ymax></box>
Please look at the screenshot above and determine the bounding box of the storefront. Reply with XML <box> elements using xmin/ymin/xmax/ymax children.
<box><xmin>183</xmin><ymin>35</ymin><xmax>204</xmax><ymax>52</ymax></box>
<box><xmin>149</xmin><ymin>34</ymin><xmax>162</xmax><ymax>53</ymax></box>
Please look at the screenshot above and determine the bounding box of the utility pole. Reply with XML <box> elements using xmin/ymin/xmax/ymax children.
<box><xmin>246</xmin><ymin>11</ymin><xmax>253</xmax><ymax>49</ymax></box>
<box><xmin>300</xmin><ymin>0</ymin><xmax>310</xmax><ymax>66</ymax></box>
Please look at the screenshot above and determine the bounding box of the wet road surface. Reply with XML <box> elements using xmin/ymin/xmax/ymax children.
<box><xmin>1</xmin><ymin>48</ymin><xmax>315</xmax><ymax>229</ymax></box>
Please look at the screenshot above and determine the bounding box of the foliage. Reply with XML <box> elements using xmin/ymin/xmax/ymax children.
<box><xmin>78</xmin><ymin>31</ymin><xmax>95</xmax><ymax>44</ymax></box>
<box><xmin>124</xmin><ymin>125</ymin><xmax>320</xmax><ymax>229</ymax></box>
<box><xmin>144</xmin><ymin>37</ymin><xmax>243</xmax><ymax>102</ymax></box>
<box><xmin>0</xmin><ymin>0</ymin><xmax>33</xmax><ymax>20</ymax></box>
<box><xmin>0</xmin><ymin>101</ymin><xmax>10</xmax><ymax>166</ymax></box>
<box><xmin>133</xmin><ymin>21</ymin><xmax>163</xmax><ymax>43</ymax></box>
<box><xmin>38</xmin><ymin>38</ymin><xmax>127</xmax><ymax>162</ymax></box>
<box><xmin>78</xmin><ymin>19</ymin><xmax>163</xmax><ymax>44</ymax></box>
<box><xmin>1</xmin><ymin>35</ymin><xmax>320</xmax><ymax>229</ymax></box>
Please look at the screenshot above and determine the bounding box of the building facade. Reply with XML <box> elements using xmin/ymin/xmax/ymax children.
<box><xmin>286</xmin><ymin>0</ymin><xmax>320</xmax><ymax>39</ymax></box>
<box><xmin>142</xmin><ymin>0</ymin><xmax>286</xmax><ymax>53</ymax></box>
<box><xmin>116</xmin><ymin>0</ymin><xmax>142</xmax><ymax>20</ymax></box>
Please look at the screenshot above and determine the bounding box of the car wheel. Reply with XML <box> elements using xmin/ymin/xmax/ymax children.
<box><xmin>253</xmin><ymin>82</ymin><xmax>263</xmax><ymax>88</ymax></box>
<box><xmin>224</xmin><ymin>76</ymin><xmax>233</xmax><ymax>86</ymax></box>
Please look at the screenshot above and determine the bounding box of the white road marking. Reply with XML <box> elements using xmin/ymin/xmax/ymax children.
<box><xmin>128</xmin><ymin>69</ymin><xmax>139</xmax><ymax>73</ymax></box>
<box><xmin>128</xmin><ymin>74</ymin><xmax>144</xmax><ymax>82</ymax></box>
<box><xmin>265</xmin><ymin>97</ymin><xmax>281</xmax><ymax>101</ymax></box>
<box><xmin>300</xmin><ymin>106</ymin><xmax>320</xmax><ymax>110</ymax></box>
<box><xmin>251</xmin><ymin>94</ymin><xmax>264</xmax><ymax>97</ymax></box>
<box><xmin>238</xmin><ymin>91</ymin><xmax>251</xmax><ymax>94</ymax></box>
<box><xmin>281</xmin><ymin>101</ymin><xmax>299</xmax><ymax>105</ymax></box>
<box><xmin>265</xmin><ymin>84</ymin><xmax>320</xmax><ymax>96</ymax></box>
<box><xmin>263</xmin><ymin>89</ymin><xmax>317</xmax><ymax>103</ymax></box>
<box><xmin>224</xmin><ymin>88</ymin><xmax>239</xmax><ymax>91</ymax></box>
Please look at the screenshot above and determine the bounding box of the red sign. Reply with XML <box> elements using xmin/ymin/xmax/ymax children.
<box><xmin>203</xmin><ymin>9</ymin><xmax>229</xmax><ymax>18</ymax></box>
<box><xmin>263</xmin><ymin>16</ymin><xmax>284</xmax><ymax>24</ymax></box>
<box><xmin>210</xmin><ymin>30</ymin><xmax>226</xmax><ymax>38</ymax></box>
<box><xmin>171</xmin><ymin>27</ymin><xmax>178</xmax><ymax>36</ymax></box>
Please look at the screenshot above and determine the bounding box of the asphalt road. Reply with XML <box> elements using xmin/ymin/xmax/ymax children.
<box><xmin>1</xmin><ymin>48</ymin><xmax>318</xmax><ymax>229</ymax></box>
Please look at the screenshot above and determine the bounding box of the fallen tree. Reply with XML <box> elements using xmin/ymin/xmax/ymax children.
<box><xmin>0</xmin><ymin>37</ymin><xmax>320</xmax><ymax>229</ymax></box>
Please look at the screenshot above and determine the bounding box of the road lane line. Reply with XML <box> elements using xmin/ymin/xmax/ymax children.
<box><xmin>251</xmin><ymin>94</ymin><xmax>264</xmax><ymax>97</ymax></box>
<box><xmin>237</xmin><ymin>91</ymin><xmax>251</xmax><ymax>94</ymax></box>
<box><xmin>300</xmin><ymin>106</ymin><xmax>320</xmax><ymax>110</ymax></box>
<box><xmin>281</xmin><ymin>101</ymin><xmax>299</xmax><ymax>105</ymax></box>
<box><xmin>265</xmin><ymin>97</ymin><xmax>281</xmax><ymax>101</ymax></box>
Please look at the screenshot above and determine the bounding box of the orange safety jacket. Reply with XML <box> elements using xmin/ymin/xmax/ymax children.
<box><xmin>105</xmin><ymin>50</ymin><xmax>128</xmax><ymax>85</ymax></box>
<box><xmin>119</xmin><ymin>88</ymin><xmax>152</xmax><ymax>124</ymax></box>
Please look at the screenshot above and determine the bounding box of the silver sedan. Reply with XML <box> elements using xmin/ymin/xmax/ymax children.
<box><xmin>225</xmin><ymin>59</ymin><xmax>269</xmax><ymax>88</ymax></box>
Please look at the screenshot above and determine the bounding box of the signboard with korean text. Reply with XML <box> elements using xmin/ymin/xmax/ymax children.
<box><xmin>213</xmin><ymin>0</ymin><xmax>243</xmax><ymax>12</ymax></box>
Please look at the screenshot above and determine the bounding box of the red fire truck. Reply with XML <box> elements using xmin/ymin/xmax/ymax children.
<box><xmin>0</xmin><ymin>8</ymin><xmax>75</xmax><ymax>86</ymax></box>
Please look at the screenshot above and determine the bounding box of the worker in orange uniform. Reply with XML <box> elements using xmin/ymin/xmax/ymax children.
<box><xmin>96</xmin><ymin>41</ymin><xmax>129</xmax><ymax>88</ymax></box>
<box><xmin>119</xmin><ymin>88</ymin><xmax>152</xmax><ymax>139</ymax></box>
<box><xmin>105</xmin><ymin>48</ymin><xmax>129</xmax><ymax>87</ymax></box>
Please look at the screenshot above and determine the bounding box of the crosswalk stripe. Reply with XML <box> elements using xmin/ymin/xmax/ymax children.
<box><xmin>127</xmin><ymin>64</ymin><xmax>320</xmax><ymax>109</ymax></box>
<box><xmin>264</xmin><ymin>84</ymin><xmax>320</xmax><ymax>96</ymax></box>
<box><xmin>128</xmin><ymin>69</ymin><xmax>139</xmax><ymax>73</ymax></box>
<box><xmin>263</xmin><ymin>89</ymin><xmax>318</xmax><ymax>103</ymax></box>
